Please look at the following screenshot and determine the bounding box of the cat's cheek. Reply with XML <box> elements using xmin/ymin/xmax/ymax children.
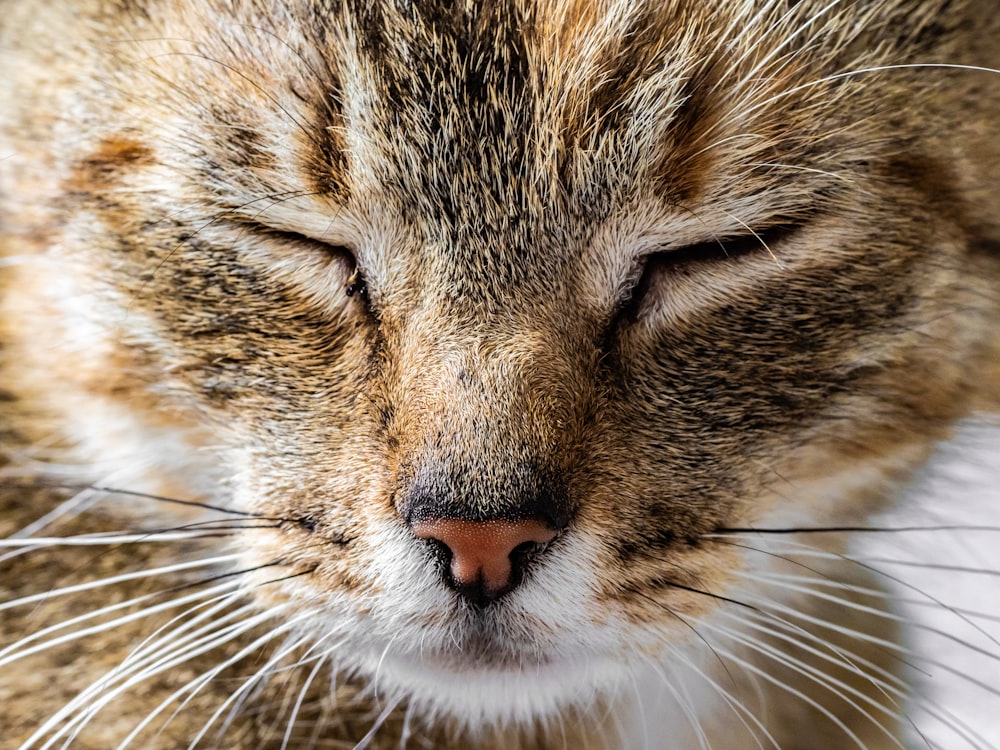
<box><xmin>0</xmin><ymin>255</ymin><xmax>223</xmax><ymax>496</ymax></box>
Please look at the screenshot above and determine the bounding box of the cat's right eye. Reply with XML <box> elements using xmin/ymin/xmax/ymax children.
<box><xmin>345</xmin><ymin>268</ymin><xmax>368</xmax><ymax>300</ymax></box>
<box><xmin>243</xmin><ymin>225</ymin><xmax>369</xmax><ymax>313</ymax></box>
<box><xmin>257</xmin><ymin>227</ymin><xmax>358</xmax><ymax>270</ymax></box>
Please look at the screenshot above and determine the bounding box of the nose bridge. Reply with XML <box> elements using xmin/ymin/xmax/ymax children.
<box><xmin>392</xmin><ymin>320</ymin><xmax>578</xmax><ymax>527</ymax></box>
<box><xmin>410</xmin><ymin>322</ymin><xmax>569</xmax><ymax>445</ymax></box>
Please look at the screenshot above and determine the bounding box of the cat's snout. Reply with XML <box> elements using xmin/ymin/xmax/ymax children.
<box><xmin>397</xmin><ymin>458</ymin><xmax>572</xmax><ymax>604</ymax></box>
<box><xmin>411</xmin><ymin>518</ymin><xmax>557</xmax><ymax>605</ymax></box>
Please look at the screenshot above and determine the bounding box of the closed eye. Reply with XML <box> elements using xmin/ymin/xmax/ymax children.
<box><xmin>659</xmin><ymin>223</ymin><xmax>800</xmax><ymax>266</ymax></box>
<box><xmin>619</xmin><ymin>222</ymin><xmax>803</xmax><ymax>321</ymax></box>
<box><xmin>250</xmin><ymin>226</ymin><xmax>366</xmax><ymax>300</ymax></box>
<box><xmin>255</xmin><ymin>226</ymin><xmax>355</xmax><ymax>264</ymax></box>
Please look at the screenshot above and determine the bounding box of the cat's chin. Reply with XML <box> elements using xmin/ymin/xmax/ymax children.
<box><xmin>361</xmin><ymin>647</ymin><xmax>629</xmax><ymax>726</ymax></box>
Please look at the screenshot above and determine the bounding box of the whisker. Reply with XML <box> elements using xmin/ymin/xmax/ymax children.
<box><xmin>40</xmin><ymin>606</ymin><xmax>290</xmax><ymax>750</ymax></box>
<box><xmin>634</xmin><ymin>589</ymin><xmax>739</xmax><ymax>688</ymax></box>
<box><xmin>15</xmin><ymin>601</ymin><xmax>266</xmax><ymax>750</ymax></box>
<box><xmin>919</xmin><ymin>703</ymin><xmax>996</xmax><ymax>750</ymax></box>
<box><xmin>702</xmin><ymin>616</ymin><xmax>907</xmax><ymax>748</ymax></box>
<box><xmin>0</xmin><ymin>531</ymin><xmax>253</xmax><ymax>548</ymax></box>
<box><xmin>720</xmin><ymin>606</ymin><xmax>908</xmax><ymax>701</ymax></box>
<box><xmin>115</xmin><ymin>593</ymin><xmax>253</xmax><ymax>673</ymax></box>
<box><xmin>353</xmin><ymin>694</ymin><xmax>404</xmax><ymax>750</ymax></box>
<box><xmin>748</xmin><ymin>570</ymin><xmax>1000</xmax><ymax>624</ymax></box>
<box><xmin>845</xmin><ymin>558</ymin><xmax>1000</xmax><ymax>578</ymax></box>
<box><xmin>0</xmin><ymin>580</ymin><xmax>243</xmax><ymax>667</ymax></box>
<box><xmin>137</xmin><ymin>611</ymin><xmax>310</xmax><ymax>749</ymax></box>
<box><xmin>631</xmin><ymin>650</ymin><xmax>724</xmax><ymax>750</ymax></box>
<box><xmin>79</xmin><ymin>603</ymin><xmax>259</xmax><ymax>737</ymax></box>
<box><xmin>743</xmin><ymin>570</ymin><xmax>1000</xmax><ymax>663</ymax></box>
<box><xmin>11</xmin><ymin>485</ymin><xmax>109</xmax><ymax>539</ymax></box>
<box><xmin>15</xmin><ymin>481</ymin><xmax>263</xmax><ymax>518</ymax></box>
<box><xmin>261</xmin><ymin>627</ymin><xmax>351</xmax><ymax>678</ymax></box>
<box><xmin>716</xmin><ymin>533</ymin><xmax>1000</xmax><ymax>652</ymax></box>
<box><xmin>725</xmin><ymin>574</ymin><xmax>1000</xmax><ymax>702</ymax></box>
<box><xmin>0</xmin><ymin>554</ymin><xmax>241</xmax><ymax>612</ymax></box>
<box><xmin>88</xmin><ymin>485</ymin><xmax>264</xmax><ymax>517</ymax></box>
<box><xmin>745</xmin><ymin>62</ymin><xmax>1000</xmax><ymax>115</ymax></box>
<box><xmin>280</xmin><ymin>654</ymin><xmax>328</xmax><ymax>750</ymax></box>
<box><xmin>691</xmin><ymin>635</ymin><xmax>879</xmax><ymax>749</ymax></box>
<box><xmin>711</xmin><ymin>525</ymin><xmax>1000</xmax><ymax>535</ymax></box>
<box><xmin>53</xmin><ymin>564</ymin><xmax>319</xmax><ymax>747</ymax></box>
<box><xmin>194</xmin><ymin>631</ymin><xmax>316</xmax><ymax>749</ymax></box>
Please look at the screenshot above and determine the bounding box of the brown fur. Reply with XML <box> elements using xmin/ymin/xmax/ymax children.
<box><xmin>2</xmin><ymin>0</ymin><xmax>999</xmax><ymax>747</ymax></box>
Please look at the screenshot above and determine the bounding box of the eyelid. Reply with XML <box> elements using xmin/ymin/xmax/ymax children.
<box><xmin>651</xmin><ymin>222</ymin><xmax>802</xmax><ymax>266</ymax></box>
<box><xmin>618</xmin><ymin>221</ymin><xmax>804</xmax><ymax>321</ymax></box>
<box><xmin>237</xmin><ymin>222</ymin><xmax>375</xmax><ymax>309</ymax></box>
<box><xmin>251</xmin><ymin>225</ymin><xmax>357</xmax><ymax>260</ymax></box>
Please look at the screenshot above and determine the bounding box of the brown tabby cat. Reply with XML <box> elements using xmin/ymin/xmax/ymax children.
<box><xmin>1</xmin><ymin>0</ymin><xmax>999</xmax><ymax>748</ymax></box>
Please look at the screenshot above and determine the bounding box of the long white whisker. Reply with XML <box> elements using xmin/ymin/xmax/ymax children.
<box><xmin>67</xmin><ymin>606</ymin><xmax>262</xmax><ymax>748</ymax></box>
<box><xmin>701</xmin><ymin>613</ymin><xmax>906</xmax><ymax>744</ymax></box>
<box><xmin>190</xmin><ymin>629</ymin><xmax>316</xmax><ymax>749</ymax></box>
<box><xmin>0</xmin><ymin>531</ymin><xmax>251</xmax><ymax>547</ymax></box>
<box><xmin>0</xmin><ymin>554</ymin><xmax>240</xmax><ymax>612</ymax></box>
<box><xmin>353</xmin><ymin>694</ymin><xmax>404</xmax><ymax>750</ymax></box>
<box><xmin>732</xmin><ymin>607</ymin><xmax>907</xmax><ymax>695</ymax></box>
<box><xmin>280</xmin><ymin>653</ymin><xmax>328</xmax><ymax>750</ymax></box>
<box><xmin>11</xmin><ymin>485</ymin><xmax>110</xmax><ymax>539</ymax></box>
<box><xmin>746</xmin><ymin>63</ymin><xmax>1000</xmax><ymax>115</ymax></box>
<box><xmin>373</xmin><ymin>631</ymin><xmax>404</xmax><ymax>705</ymax></box>
<box><xmin>20</xmin><ymin>604</ymin><xmax>284</xmax><ymax>750</ymax></box>
<box><xmin>0</xmin><ymin>580</ymin><xmax>243</xmax><ymax>667</ymax></box>
<box><xmin>917</xmin><ymin>702</ymin><xmax>995</xmax><ymax>750</ymax></box>
<box><xmin>753</xmin><ymin>570</ymin><xmax>1000</xmax><ymax>624</ymax></box>
<box><xmin>631</xmin><ymin>650</ymin><xmax>715</xmax><ymax>750</ymax></box>
<box><xmin>723</xmin><ymin>575</ymin><xmax>1000</xmax><ymax>702</ymax></box>
<box><xmin>692</xmin><ymin>636</ymin><xmax>877</xmax><ymax>749</ymax></box>
<box><xmin>743</xmin><ymin>570</ymin><xmax>1000</xmax><ymax>663</ymax></box>
<box><xmin>114</xmin><ymin>598</ymin><xmax>255</xmax><ymax>679</ymax></box>
<box><xmin>109</xmin><ymin>607</ymin><xmax>279</xmax><ymax>749</ymax></box>
<box><xmin>664</xmin><ymin>636</ymin><xmax>782</xmax><ymax>749</ymax></box>
<box><xmin>262</xmin><ymin>626</ymin><xmax>351</xmax><ymax>677</ymax></box>
<box><xmin>115</xmin><ymin>589</ymin><xmax>252</xmax><ymax>672</ymax></box>
<box><xmin>725</xmin><ymin>535</ymin><xmax>1000</xmax><ymax>652</ymax></box>
<box><xmin>722</xmin><ymin>606</ymin><xmax>910</xmax><ymax>708</ymax></box>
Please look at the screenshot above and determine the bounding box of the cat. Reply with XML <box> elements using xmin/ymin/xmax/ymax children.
<box><xmin>1</xmin><ymin>0</ymin><xmax>999</xmax><ymax>748</ymax></box>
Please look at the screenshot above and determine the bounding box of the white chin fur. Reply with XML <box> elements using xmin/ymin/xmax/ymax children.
<box><xmin>362</xmin><ymin>650</ymin><xmax>630</xmax><ymax>727</ymax></box>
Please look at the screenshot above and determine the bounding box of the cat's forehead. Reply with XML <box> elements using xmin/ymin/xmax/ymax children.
<box><xmin>240</xmin><ymin>2</ymin><xmax>832</xmax><ymax>278</ymax></box>
<box><xmin>273</xmin><ymin>2</ymin><xmax>853</xmax><ymax>294</ymax></box>
<box><xmin>88</xmin><ymin>0</ymin><xmax>920</xmax><ymax>304</ymax></box>
<box><xmin>338</xmin><ymin>1</ymin><xmax>788</xmax><ymax>217</ymax></box>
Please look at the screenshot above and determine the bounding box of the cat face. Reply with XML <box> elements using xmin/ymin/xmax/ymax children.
<box><xmin>2</xmin><ymin>0</ymin><xmax>999</xmax><ymax>734</ymax></box>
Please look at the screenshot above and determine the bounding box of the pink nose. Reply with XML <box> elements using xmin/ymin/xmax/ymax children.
<box><xmin>411</xmin><ymin>518</ymin><xmax>557</xmax><ymax>598</ymax></box>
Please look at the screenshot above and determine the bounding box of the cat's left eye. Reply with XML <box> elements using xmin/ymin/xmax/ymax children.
<box><xmin>618</xmin><ymin>223</ymin><xmax>800</xmax><ymax>321</ymax></box>
<box><xmin>657</xmin><ymin>224</ymin><xmax>797</xmax><ymax>268</ymax></box>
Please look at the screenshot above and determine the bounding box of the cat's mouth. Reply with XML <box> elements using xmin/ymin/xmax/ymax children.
<box><xmin>416</xmin><ymin>626</ymin><xmax>553</xmax><ymax>671</ymax></box>
<box><xmin>392</xmin><ymin>601</ymin><xmax>556</xmax><ymax>669</ymax></box>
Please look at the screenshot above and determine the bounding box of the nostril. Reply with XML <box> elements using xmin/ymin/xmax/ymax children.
<box><xmin>510</xmin><ymin>538</ymin><xmax>546</xmax><ymax>566</ymax></box>
<box><xmin>411</xmin><ymin>518</ymin><xmax>558</xmax><ymax>603</ymax></box>
<box><xmin>422</xmin><ymin>536</ymin><xmax>453</xmax><ymax>568</ymax></box>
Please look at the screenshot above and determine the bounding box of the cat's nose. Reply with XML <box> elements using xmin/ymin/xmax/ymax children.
<box><xmin>411</xmin><ymin>518</ymin><xmax>558</xmax><ymax>604</ymax></box>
